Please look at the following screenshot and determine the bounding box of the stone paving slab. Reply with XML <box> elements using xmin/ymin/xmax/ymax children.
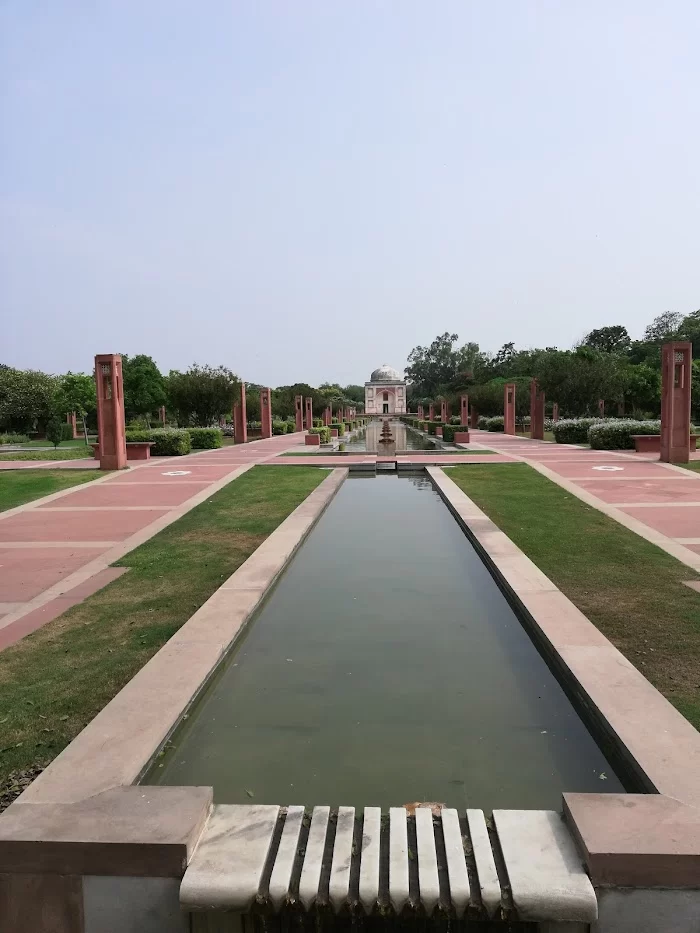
<box><xmin>0</xmin><ymin>546</ymin><xmax>110</xmax><ymax>602</ymax></box>
<box><xmin>575</xmin><ymin>478</ymin><xmax>700</xmax><ymax>504</ymax></box>
<box><xmin>619</xmin><ymin>504</ymin><xmax>700</xmax><ymax>538</ymax></box>
<box><xmin>0</xmin><ymin>433</ymin><xmax>306</xmax><ymax>649</ymax></box>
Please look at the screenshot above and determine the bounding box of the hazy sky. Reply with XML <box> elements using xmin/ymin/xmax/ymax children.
<box><xmin>2</xmin><ymin>1</ymin><xmax>698</xmax><ymax>386</ymax></box>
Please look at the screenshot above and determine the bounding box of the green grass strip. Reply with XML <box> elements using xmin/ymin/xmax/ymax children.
<box><xmin>0</xmin><ymin>470</ymin><xmax>101</xmax><ymax>512</ymax></box>
<box><xmin>0</xmin><ymin>448</ymin><xmax>93</xmax><ymax>461</ymax></box>
<box><xmin>447</xmin><ymin>463</ymin><xmax>700</xmax><ymax>732</ymax></box>
<box><xmin>0</xmin><ymin>465</ymin><xmax>327</xmax><ymax>805</ymax></box>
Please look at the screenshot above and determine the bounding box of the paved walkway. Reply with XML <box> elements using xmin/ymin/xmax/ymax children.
<box><xmin>468</xmin><ymin>430</ymin><xmax>700</xmax><ymax>572</ymax></box>
<box><xmin>0</xmin><ymin>433</ymin><xmax>305</xmax><ymax>650</ymax></box>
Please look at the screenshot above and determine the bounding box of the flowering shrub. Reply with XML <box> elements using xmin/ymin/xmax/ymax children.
<box><xmin>552</xmin><ymin>418</ymin><xmax>604</xmax><ymax>444</ymax></box>
<box><xmin>486</xmin><ymin>416</ymin><xmax>505</xmax><ymax>432</ymax></box>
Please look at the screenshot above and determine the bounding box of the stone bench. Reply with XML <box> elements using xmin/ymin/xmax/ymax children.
<box><xmin>632</xmin><ymin>435</ymin><xmax>698</xmax><ymax>454</ymax></box>
<box><xmin>91</xmin><ymin>442</ymin><xmax>154</xmax><ymax>461</ymax></box>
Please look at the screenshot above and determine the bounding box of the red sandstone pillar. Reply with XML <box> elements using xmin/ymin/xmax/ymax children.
<box><xmin>417</xmin><ymin>405</ymin><xmax>424</xmax><ymax>421</ymax></box>
<box><xmin>530</xmin><ymin>379</ymin><xmax>545</xmax><ymax>440</ymax></box>
<box><xmin>94</xmin><ymin>354</ymin><xmax>127</xmax><ymax>470</ymax></box>
<box><xmin>661</xmin><ymin>341</ymin><xmax>692</xmax><ymax>463</ymax></box>
<box><xmin>305</xmin><ymin>397</ymin><xmax>313</xmax><ymax>431</ymax></box>
<box><xmin>233</xmin><ymin>382</ymin><xmax>247</xmax><ymax>444</ymax></box>
<box><xmin>294</xmin><ymin>395</ymin><xmax>304</xmax><ymax>432</ymax></box>
<box><xmin>67</xmin><ymin>411</ymin><xmax>79</xmax><ymax>439</ymax></box>
<box><xmin>552</xmin><ymin>402</ymin><xmax>559</xmax><ymax>422</ymax></box>
<box><xmin>260</xmin><ymin>388</ymin><xmax>272</xmax><ymax>439</ymax></box>
<box><xmin>428</xmin><ymin>403</ymin><xmax>435</xmax><ymax>422</ymax></box>
<box><xmin>470</xmin><ymin>407</ymin><xmax>478</xmax><ymax>429</ymax></box>
<box><xmin>159</xmin><ymin>406</ymin><xmax>166</xmax><ymax>427</ymax></box>
<box><xmin>504</xmin><ymin>383</ymin><xmax>516</xmax><ymax>435</ymax></box>
<box><xmin>440</xmin><ymin>400</ymin><xmax>447</xmax><ymax>423</ymax></box>
<box><xmin>460</xmin><ymin>396</ymin><xmax>468</xmax><ymax>426</ymax></box>
<box><xmin>598</xmin><ymin>399</ymin><xmax>605</xmax><ymax>418</ymax></box>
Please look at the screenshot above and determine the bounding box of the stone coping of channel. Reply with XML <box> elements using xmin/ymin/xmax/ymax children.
<box><xmin>10</xmin><ymin>467</ymin><xmax>347</xmax><ymax>809</ymax></box>
<box><xmin>426</xmin><ymin>466</ymin><xmax>700</xmax><ymax>887</ymax></box>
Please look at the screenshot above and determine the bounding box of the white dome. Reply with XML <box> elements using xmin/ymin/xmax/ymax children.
<box><xmin>370</xmin><ymin>364</ymin><xmax>402</xmax><ymax>383</ymax></box>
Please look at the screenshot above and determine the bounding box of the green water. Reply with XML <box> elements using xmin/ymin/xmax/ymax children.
<box><xmin>147</xmin><ymin>474</ymin><xmax>625</xmax><ymax>811</ymax></box>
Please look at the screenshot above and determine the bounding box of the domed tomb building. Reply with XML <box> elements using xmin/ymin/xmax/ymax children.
<box><xmin>364</xmin><ymin>365</ymin><xmax>407</xmax><ymax>415</ymax></box>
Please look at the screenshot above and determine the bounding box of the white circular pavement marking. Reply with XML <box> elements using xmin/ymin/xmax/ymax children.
<box><xmin>592</xmin><ymin>465</ymin><xmax>625</xmax><ymax>472</ymax></box>
<box><xmin>161</xmin><ymin>470</ymin><xmax>192</xmax><ymax>476</ymax></box>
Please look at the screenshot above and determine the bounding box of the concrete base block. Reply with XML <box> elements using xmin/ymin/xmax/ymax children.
<box><xmin>594</xmin><ymin>887</ymin><xmax>700</xmax><ymax>933</ymax></box>
<box><xmin>83</xmin><ymin>876</ymin><xmax>187</xmax><ymax>933</ymax></box>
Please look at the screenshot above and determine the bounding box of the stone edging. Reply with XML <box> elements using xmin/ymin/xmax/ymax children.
<box><xmin>426</xmin><ymin>466</ymin><xmax>700</xmax><ymax>888</ymax></box>
<box><xmin>14</xmin><ymin>467</ymin><xmax>347</xmax><ymax>808</ymax></box>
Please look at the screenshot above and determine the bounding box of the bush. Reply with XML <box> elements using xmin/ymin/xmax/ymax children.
<box><xmin>313</xmin><ymin>418</ymin><xmax>323</xmax><ymax>428</ymax></box>
<box><xmin>125</xmin><ymin>428</ymin><xmax>191</xmax><ymax>455</ymax></box>
<box><xmin>425</xmin><ymin>421</ymin><xmax>440</xmax><ymax>435</ymax></box>
<box><xmin>45</xmin><ymin>417</ymin><xmax>65</xmax><ymax>449</ymax></box>
<box><xmin>60</xmin><ymin>422</ymin><xmax>74</xmax><ymax>441</ymax></box>
<box><xmin>442</xmin><ymin>424</ymin><xmax>469</xmax><ymax>442</ymax></box>
<box><xmin>187</xmin><ymin>427</ymin><xmax>223</xmax><ymax>449</ymax></box>
<box><xmin>309</xmin><ymin>426</ymin><xmax>331</xmax><ymax>443</ymax></box>
<box><xmin>589</xmin><ymin>420</ymin><xmax>661</xmax><ymax>450</ymax></box>
<box><xmin>331</xmin><ymin>421</ymin><xmax>345</xmax><ymax>436</ymax></box>
<box><xmin>486</xmin><ymin>416</ymin><xmax>505</xmax><ymax>432</ymax></box>
<box><xmin>552</xmin><ymin>418</ymin><xmax>603</xmax><ymax>445</ymax></box>
<box><xmin>478</xmin><ymin>416</ymin><xmax>489</xmax><ymax>430</ymax></box>
<box><xmin>0</xmin><ymin>433</ymin><xmax>30</xmax><ymax>445</ymax></box>
<box><xmin>272</xmin><ymin>421</ymin><xmax>288</xmax><ymax>435</ymax></box>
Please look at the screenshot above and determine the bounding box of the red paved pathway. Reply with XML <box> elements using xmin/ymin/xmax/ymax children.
<box><xmin>0</xmin><ymin>434</ymin><xmax>305</xmax><ymax>650</ymax></box>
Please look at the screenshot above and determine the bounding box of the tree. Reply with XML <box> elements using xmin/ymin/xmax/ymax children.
<box><xmin>405</xmin><ymin>333</ymin><xmax>485</xmax><ymax>396</ymax></box>
<box><xmin>643</xmin><ymin>311</ymin><xmax>683</xmax><ymax>343</ymax></box>
<box><xmin>535</xmin><ymin>347</ymin><xmax>626</xmax><ymax>416</ymax></box>
<box><xmin>623</xmin><ymin>363</ymin><xmax>661</xmax><ymax>416</ymax></box>
<box><xmin>0</xmin><ymin>367</ymin><xmax>58</xmax><ymax>433</ymax></box>
<box><xmin>678</xmin><ymin>310</ymin><xmax>700</xmax><ymax>356</ymax></box>
<box><xmin>53</xmin><ymin>372</ymin><xmax>96</xmax><ymax>418</ymax></box>
<box><xmin>583</xmin><ymin>325</ymin><xmax>631</xmax><ymax>354</ymax></box>
<box><xmin>45</xmin><ymin>416</ymin><xmax>64</xmax><ymax>449</ymax></box>
<box><xmin>342</xmin><ymin>385</ymin><xmax>365</xmax><ymax>404</ymax></box>
<box><xmin>167</xmin><ymin>364</ymin><xmax>240</xmax><ymax>426</ymax></box>
<box><xmin>121</xmin><ymin>354</ymin><xmax>166</xmax><ymax>422</ymax></box>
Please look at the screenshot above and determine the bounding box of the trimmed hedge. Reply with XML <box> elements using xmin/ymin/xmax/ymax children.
<box><xmin>309</xmin><ymin>426</ymin><xmax>331</xmax><ymax>443</ymax></box>
<box><xmin>486</xmin><ymin>416</ymin><xmax>504</xmax><ymax>432</ymax></box>
<box><xmin>478</xmin><ymin>416</ymin><xmax>489</xmax><ymax>430</ymax></box>
<box><xmin>272</xmin><ymin>421</ymin><xmax>288</xmax><ymax>435</ymax></box>
<box><xmin>425</xmin><ymin>421</ymin><xmax>440</xmax><ymax>436</ymax></box>
<box><xmin>187</xmin><ymin>427</ymin><xmax>223</xmax><ymax>449</ymax></box>
<box><xmin>331</xmin><ymin>421</ymin><xmax>345</xmax><ymax>436</ymax></box>
<box><xmin>589</xmin><ymin>420</ymin><xmax>661</xmax><ymax>450</ymax></box>
<box><xmin>552</xmin><ymin>418</ymin><xmax>603</xmax><ymax>445</ymax></box>
<box><xmin>0</xmin><ymin>433</ymin><xmax>31</xmax><ymax>445</ymax></box>
<box><xmin>441</xmin><ymin>424</ymin><xmax>469</xmax><ymax>442</ymax></box>
<box><xmin>125</xmin><ymin>428</ymin><xmax>191</xmax><ymax>455</ymax></box>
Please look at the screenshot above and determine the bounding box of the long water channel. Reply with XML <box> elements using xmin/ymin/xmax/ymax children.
<box><xmin>147</xmin><ymin>473</ymin><xmax>625</xmax><ymax>811</ymax></box>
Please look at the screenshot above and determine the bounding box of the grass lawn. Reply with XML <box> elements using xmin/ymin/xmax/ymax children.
<box><xmin>13</xmin><ymin>439</ymin><xmax>96</xmax><ymax>449</ymax></box>
<box><xmin>680</xmin><ymin>461</ymin><xmax>700</xmax><ymax>473</ymax></box>
<box><xmin>0</xmin><ymin>470</ymin><xmax>101</xmax><ymax>512</ymax></box>
<box><xmin>0</xmin><ymin>448</ymin><xmax>94</xmax><ymax>462</ymax></box>
<box><xmin>448</xmin><ymin>463</ymin><xmax>700</xmax><ymax>731</ymax></box>
<box><xmin>0</xmin><ymin>464</ymin><xmax>327</xmax><ymax>808</ymax></box>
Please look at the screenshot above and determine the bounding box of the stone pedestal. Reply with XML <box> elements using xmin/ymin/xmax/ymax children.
<box><xmin>530</xmin><ymin>380</ymin><xmax>545</xmax><ymax>440</ymax></box>
<box><xmin>305</xmin><ymin>434</ymin><xmax>320</xmax><ymax>446</ymax></box>
<box><xmin>435</xmin><ymin>426</ymin><xmax>443</xmax><ymax>437</ymax></box>
<box><xmin>661</xmin><ymin>341</ymin><xmax>692</xmax><ymax>463</ymax></box>
<box><xmin>94</xmin><ymin>354</ymin><xmax>127</xmax><ymax>471</ymax></box>
<box><xmin>504</xmin><ymin>383</ymin><xmax>516</xmax><ymax>435</ymax></box>
<box><xmin>233</xmin><ymin>382</ymin><xmax>247</xmax><ymax>445</ymax></box>
<box><xmin>295</xmin><ymin>396</ymin><xmax>304</xmax><ymax>433</ymax></box>
<box><xmin>260</xmin><ymin>388</ymin><xmax>272</xmax><ymax>439</ymax></box>
<box><xmin>454</xmin><ymin>431</ymin><xmax>470</xmax><ymax>443</ymax></box>
<box><xmin>460</xmin><ymin>396</ymin><xmax>468</xmax><ymax>426</ymax></box>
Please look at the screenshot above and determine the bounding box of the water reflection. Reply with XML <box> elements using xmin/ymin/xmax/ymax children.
<box><xmin>343</xmin><ymin>419</ymin><xmax>434</xmax><ymax>452</ymax></box>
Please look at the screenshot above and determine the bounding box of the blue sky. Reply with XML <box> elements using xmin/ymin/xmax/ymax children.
<box><xmin>2</xmin><ymin>1</ymin><xmax>698</xmax><ymax>386</ymax></box>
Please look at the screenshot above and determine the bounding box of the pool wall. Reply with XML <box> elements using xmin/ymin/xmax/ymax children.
<box><xmin>1</xmin><ymin>465</ymin><xmax>699</xmax><ymax>931</ymax></box>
